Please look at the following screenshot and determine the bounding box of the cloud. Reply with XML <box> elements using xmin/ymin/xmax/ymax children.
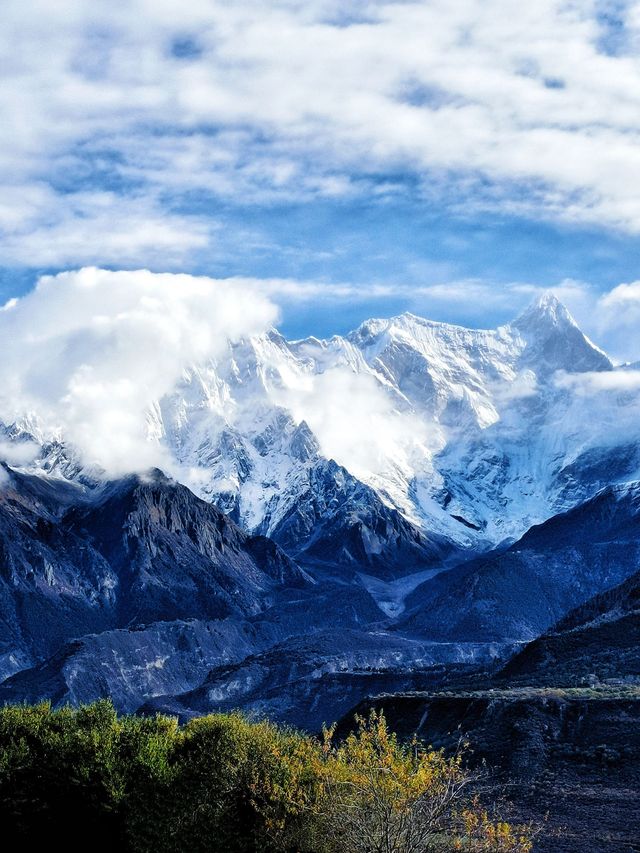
<box><xmin>227</xmin><ymin>276</ymin><xmax>513</xmax><ymax>310</ymax></box>
<box><xmin>553</xmin><ymin>366</ymin><xmax>640</xmax><ymax>451</ymax></box>
<box><xmin>0</xmin><ymin>439</ymin><xmax>40</xmax><ymax>466</ymax></box>
<box><xmin>3</xmin><ymin>0</ymin><xmax>640</xmax><ymax>269</ymax></box>
<box><xmin>272</xmin><ymin>365</ymin><xmax>440</xmax><ymax>486</ymax></box>
<box><xmin>0</xmin><ymin>437</ymin><xmax>39</xmax><ymax>488</ymax></box>
<box><xmin>0</xmin><ymin>190</ymin><xmax>213</xmax><ymax>268</ymax></box>
<box><xmin>595</xmin><ymin>281</ymin><xmax>640</xmax><ymax>358</ymax></box>
<box><xmin>0</xmin><ymin>264</ymin><xmax>447</xmax><ymax>488</ymax></box>
<box><xmin>0</xmin><ymin>268</ymin><xmax>278</xmax><ymax>475</ymax></box>
<box><xmin>493</xmin><ymin>369</ymin><xmax>539</xmax><ymax>403</ymax></box>
<box><xmin>555</xmin><ymin>369</ymin><xmax>640</xmax><ymax>394</ymax></box>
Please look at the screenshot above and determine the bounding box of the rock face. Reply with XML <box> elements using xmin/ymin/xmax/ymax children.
<box><xmin>0</xmin><ymin>467</ymin><xmax>308</xmax><ymax>681</ymax></box>
<box><xmin>500</xmin><ymin>564</ymin><xmax>640</xmax><ymax>686</ymax></box>
<box><xmin>0</xmin><ymin>620</ymin><xmax>281</xmax><ymax>713</ymax></box>
<box><xmin>0</xmin><ymin>463</ymin><xmax>507</xmax><ymax>720</ymax></box>
<box><xmin>260</xmin><ymin>458</ymin><xmax>454</xmax><ymax>578</ymax></box>
<box><xmin>141</xmin><ymin>631</ymin><xmax>511</xmax><ymax>730</ymax></box>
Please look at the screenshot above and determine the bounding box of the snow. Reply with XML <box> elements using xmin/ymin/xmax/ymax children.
<box><xmin>5</xmin><ymin>293</ymin><xmax>638</xmax><ymax>564</ymax></box>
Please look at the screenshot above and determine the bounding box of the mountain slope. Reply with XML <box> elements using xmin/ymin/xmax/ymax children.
<box><xmin>400</xmin><ymin>482</ymin><xmax>640</xmax><ymax>643</ymax></box>
<box><xmin>259</xmin><ymin>457</ymin><xmax>454</xmax><ymax>579</ymax></box>
<box><xmin>10</xmin><ymin>293</ymin><xmax>630</xmax><ymax>562</ymax></box>
<box><xmin>500</xmin><ymin>564</ymin><xmax>640</xmax><ymax>685</ymax></box>
<box><xmin>142</xmin><ymin>629</ymin><xmax>508</xmax><ymax>729</ymax></box>
<box><xmin>2</xmin><ymin>296</ymin><xmax>640</xmax><ymax>731</ymax></box>
<box><xmin>0</xmin><ymin>467</ymin><xmax>308</xmax><ymax>680</ymax></box>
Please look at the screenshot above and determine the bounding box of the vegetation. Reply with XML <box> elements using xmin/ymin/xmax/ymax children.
<box><xmin>402</xmin><ymin>685</ymin><xmax>640</xmax><ymax>701</ymax></box>
<box><xmin>0</xmin><ymin>701</ymin><xmax>534</xmax><ymax>852</ymax></box>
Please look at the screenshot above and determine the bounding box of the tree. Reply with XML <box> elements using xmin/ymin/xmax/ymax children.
<box><xmin>313</xmin><ymin>711</ymin><xmax>532</xmax><ymax>853</ymax></box>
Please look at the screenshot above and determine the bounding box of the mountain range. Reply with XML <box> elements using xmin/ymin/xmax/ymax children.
<box><xmin>0</xmin><ymin>293</ymin><xmax>638</xmax><ymax>727</ymax></box>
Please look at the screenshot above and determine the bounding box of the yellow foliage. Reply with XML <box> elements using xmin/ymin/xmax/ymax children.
<box><xmin>299</xmin><ymin>711</ymin><xmax>535</xmax><ymax>853</ymax></box>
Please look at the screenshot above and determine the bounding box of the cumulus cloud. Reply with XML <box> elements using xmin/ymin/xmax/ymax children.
<box><xmin>0</xmin><ymin>268</ymin><xmax>278</xmax><ymax>475</ymax></box>
<box><xmin>0</xmin><ymin>264</ymin><xmax>443</xmax><ymax>488</ymax></box>
<box><xmin>3</xmin><ymin>0</ymin><xmax>640</xmax><ymax>269</ymax></box>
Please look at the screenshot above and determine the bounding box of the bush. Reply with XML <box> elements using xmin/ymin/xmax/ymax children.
<box><xmin>0</xmin><ymin>702</ymin><xmax>534</xmax><ymax>852</ymax></box>
<box><xmin>312</xmin><ymin>711</ymin><xmax>532</xmax><ymax>853</ymax></box>
<box><xmin>0</xmin><ymin>700</ymin><xmax>177</xmax><ymax>850</ymax></box>
<box><xmin>135</xmin><ymin>713</ymin><xmax>322</xmax><ymax>853</ymax></box>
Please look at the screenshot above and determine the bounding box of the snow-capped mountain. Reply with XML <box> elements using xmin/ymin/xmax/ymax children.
<box><xmin>11</xmin><ymin>292</ymin><xmax>635</xmax><ymax>561</ymax></box>
<box><xmin>2</xmin><ymin>293</ymin><xmax>640</xmax><ymax>724</ymax></box>
<box><xmin>142</xmin><ymin>293</ymin><xmax>635</xmax><ymax>548</ymax></box>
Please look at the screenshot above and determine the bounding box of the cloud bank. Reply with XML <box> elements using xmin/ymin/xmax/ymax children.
<box><xmin>0</xmin><ymin>267</ymin><xmax>438</xmax><ymax>486</ymax></box>
<box><xmin>0</xmin><ymin>268</ymin><xmax>278</xmax><ymax>475</ymax></box>
<box><xmin>274</xmin><ymin>367</ymin><xmax>436</xmax><ymax>485</ymax></box>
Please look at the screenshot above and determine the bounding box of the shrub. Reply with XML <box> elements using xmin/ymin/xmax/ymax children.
<box><xmin>312</xmin><ymin>711</ymin><xmax>532</xmax><ymax>853</ymax></box>
<box><xmin>138</xmin><ymin>713</ymin><xmax>322</xmax><ymax>853</ymax></box>
<box><xmin>0</xmin><ymin>700</ymin><xmax>177</xmax><ymax>850</ymax></box>
<box><xmin>0</xmin><ymin>703</ymin><xmax>534</xmax><ymax>852</ymax></box>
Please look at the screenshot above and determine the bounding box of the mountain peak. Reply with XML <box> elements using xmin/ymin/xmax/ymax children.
<box><xmin>513</xmin><ymin>292</ymin><xmax>576</xmax><ymax>332</ymax></box>
<box><xmin>510</xmin><ymin>291</ymin><xmax>611</xmax><ymax>373</ymax></box>
<box><xmin>349</xmin><ymin>311</ymin><xmax>469</xmax><ymax>349</ymax></box>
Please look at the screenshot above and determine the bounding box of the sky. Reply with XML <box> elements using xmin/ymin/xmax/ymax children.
<box><xmin>2</xmin><ymin>0</ymin><xmax>640</xmax><ymax>358</ymax></box>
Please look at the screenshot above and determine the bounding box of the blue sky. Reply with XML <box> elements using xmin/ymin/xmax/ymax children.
<box><xmin>3</xmin><ymin>0</ymin><xmax>640</xmax><ymax>356</ymax></box>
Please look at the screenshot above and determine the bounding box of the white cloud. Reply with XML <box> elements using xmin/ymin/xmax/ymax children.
<box><xmin>0</xmin><ymin>190</ymin><xmax>212</xmax><ymax>268</ymax></box>
<box><xmin>596</xmin><ymin>281</ymin><xmax>640</xmax><ymax>357</ymax></box>
<box><xmin>552</xmin><ymin>366</ymin><xmax>640</xmax><ymax>451</ymax></box>
<box><xmin>2</xmin><ymin>0</ymin><xmax>640</xmax><ymax>266</ymax></box>
<box><xmin>273</xmin><ymin>366</ymin><xmax>436</xmax><ymax>482</ymax></box>
<box><xmin>0</xmin><ymin>439</ymin><xmax>40</xmax><ymax>466</ymax></box>
<box><xmin>555</xmin><ymin>369</ymin><xmax>640</xmax><ymax>394</ymax></box>
<box><xmin>0</xmin><ymin>268</ymin><xmax>278</xmax><ymax>475</ymax></box>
